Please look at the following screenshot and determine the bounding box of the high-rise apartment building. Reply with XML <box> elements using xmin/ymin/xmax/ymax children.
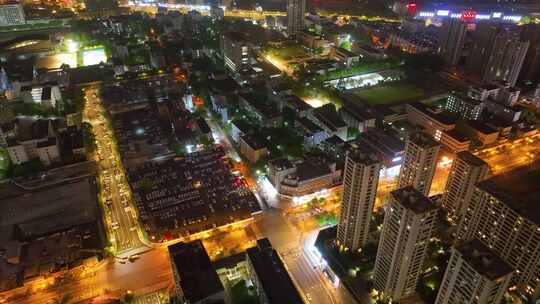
<box><xmin>336</xmin><ymin>145</ymin><xmax>382</xmax><ymax>252</ymax></box>
<box><xmin>286</xmin><ymin>0</ymin><xmax>305</xmax><ymax>37</ymax></box>
<box><xmin>435</xmin><ymin>239</ymin><xmax>513</xmax><ymax>304</ymax></box>
<box><xmin>221</xmin><ymin>32</ymin><xmax>250</xmax><ymax>73</ymax></box>
<box><xmin>519</xmin><ymin>24</ymin><xmax>540</xmax><ymax>83</ymax></box>
<box><xmin>467</xmin><ymin>24</ymin><xmax>529</xmax><ymax>86</ymax></box>
<box><xmin>397</xmin><ymin>132</ymin><xmax>440</xmax><ymax>196</ymax></box>
<box><xmin>457</xmin><ymin>165</ymin><xmax>540</xmax><ymax>301</ymax></box>
<box><xmin>438</xmin><ymin>18</ymin><xmax>467</xmax><ymax>66</ymax></box>
<box><xmin>0</xmin><ymin>3</ymin><xmax>25</xmax><ymax>26</ymax></box>
<box><xmin>441</xmin><ymin>151</ymin><xmax>488</xmax><ymax>222</ymax></box>
<box><xmin>373</xmin><ymin>186</ymin><xmax>439</xmax><ymax>300</ymax></box>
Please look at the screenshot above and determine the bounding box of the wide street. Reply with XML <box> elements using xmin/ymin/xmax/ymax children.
<box><xmin>82</xmin><ymin>85</ymin><xmax>146</xmax><ymax>254</ymax></box>
<box><xmin>475</xmin><ymin>133</ymin><xmax>540</xmax><ymax>176</ymax></box>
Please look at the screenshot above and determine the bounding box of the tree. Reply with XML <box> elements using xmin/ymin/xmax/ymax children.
<box><xmin>52</xmin><ymin>294</ymin><xmax>72</xmax><ymax>304</ymax></box>
<box><xmin>82</xmin><ymin>122</ymin><xmax>96</xmax><ymax>154</ymax></box>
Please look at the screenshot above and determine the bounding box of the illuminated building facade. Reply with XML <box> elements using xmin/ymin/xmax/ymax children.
<box><xmin>441</xmin><ymin>151</ymin><xmax>488</xmax><ymax>222</ymax></box>
<box><xmin>438</xmin><ymin>18</ymin><xmax>467</xmax><ymax>66</ymax></box>
<box><xmin>0</xmin><ymin>3</ymin><xmax>25</xmax><ymax>26</ymax></box>
<box><xmin>397</xmin><ymin>132</ymin><xmax>440</xmax><ymax>196</ymax></box>
<box><xmin>286</xmin><ymin>0</ymin><xmax>305</xmax><ymax>37</ymax></box>
<box><xmin>373</xmin><ymin>187</ymin><xmax>439</xmax><ymax>300</ymax></box>
<box><xmin>467</xmin><ymin>24</ymin><xmax>529</xmax><ymax>86</ymax></box>
<box><xmin>435</xmin><ymin>239</ymin><xmax>513</xmax><ymax>304</ymax></box>
<box><xmin>221</xmin><ymin>32</ymin><xmax>250</xmax><ymax>73</ymax></box>
<box><xmin>457</xmin><ymin>166</ymin><xmax>540</xmax><ymax>301</ymax></box>
<box><xmin>445</xmin><ymin>93</ymin><xmax>484</xmax><ymax>120</ymax></box>
<box><xmin>337</xmin><ymin>145</ymin><xmax>381</xmax><ymax>252</ymax></box>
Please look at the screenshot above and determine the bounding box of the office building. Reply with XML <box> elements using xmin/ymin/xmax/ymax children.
<box><xmin>168</xmin><ymin>240</ymin><xmax>228</xmax><ymax>304</ymax></box>
<box><xmin>286</xmin><ymin>0</ymin><xmax>305</xmax><ymax>36</ymax></box>
<box><xmin>467</xmin><ymin>24</ymin><xmax>529</xmax><ymax>86</ymax></box>
<box><xmin>239</xmin><ymin>135</ymin><xmax>268</xmax><ymax>164</ymax></box>
<box><xmin>373</xmin><ymin>187</ymin><xmax>439</xmax><ymax>300</ymax></box>
<box><xmin>445</xmin><ymin>92</ymin><xmax>484</xmax><ymax>120</ymax></box>
<box><xmin>438</xmin><ymin>19</ymin><xmax>467</xmax><ymax>66</ymax></box>
<box><xmin>246</xmin><ymin>238</ymin><xmax>304</xmax><ymax>304</ymax></box>
<box><xmin>0</xmin><ymin>3</ymin><xmax>25</xmax><ymax>27</ymax></box>
<box><xmin>442</xmin><ymin>151</ymin><xmax>489</xmax><ymax>222</ymax></box>
<box><xmin>406</xmin><ymin>102</ymin><xmax>457</xmax><ymax>141</ymax></box>
<box><xmin>221</xmin><ymin>32</ymin><xmax>250</xmax><ymax>73</ymax></box>
<box><xmin>435</xmin><ymin>239</ymin><xmax>513</xmax><ymax>304</ymax></box>
<box><xmin>397</xmin><ymin>132</ymin><xmax>440</xmax><ymax>196</ymax></box>
<box><xmin>457</xmin><ymin>165</ymin><xmax>540</xmax><ymax>301</ymax></box>
<box><xmin>337</xmin><ymin>145</ymin><xmax>382</xmax><ymax>252</ymax></box>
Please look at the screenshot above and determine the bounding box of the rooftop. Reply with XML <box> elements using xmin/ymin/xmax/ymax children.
<box><xmin>468</xmin><ymin>120</ymin><xmax>497</xmax><ymax>134</ymax></box>
<box><xmin>294</xmin><ymin>160</ymin><xmax>332</xmax><ymax>182</ymax></box>
<box><xmin>314</xmin><ymin>104</ymin><xmax>347</xmax><ymax>131</ymax></box>
<box><xmin>286</xmin><ymin>95</ymin><xmax>313</xmax><ymax>113</ymax></box>
<box><xmin>268</xmin><ymin>158</ymin><xmax>294</xmax><ymax>171</ymax></box>
<box><xmin>409</xmin><ymin>102</ymin><xmax>457</xmax><ymax>126</ymax></box>
<box><xmin>0</xmin><ymin>177</ymin><xmax>99</xmax><ymax>243</ymax></box>
<box><xmin>391</xmin><ymin>186</ymin><xmax>438</xmax><ymax>214</ymax></box>
<box><xmin>478</xmin><ymin>163</ymin><xmax>540</xmax><ymax>225</ymax></box>
<box><xmin>457</xmin><ymin>239</ymin><xmax>513</xmax><ymax>280</ymax></box>
<box><xmin>231</xmin><ymin>119</ymin><xmax>253</xmax><ymax>134</ymax></box>
<box><xmin>246</xmin><ymin>238</ymin><xmax>303</xmax><ymax>304</ymax></box>
<box><xmin>240</xmin><ymin>135</ymin><xmax>267</xmax><ymax>150</ymax></box>
<box><xmin>168</xmin><ymin>240</ymin><xmax>225</xmax><ymax>303</ymax></box>
<box><xmin>408</xmin><ymin>131</ymin><xmax>440</xmax><ymax>149</ymax></box>
<box><xmin>356</xmin><ymin>129</ymin><xmax>404</xmax><ymax>160</ymax></box>
<box><xmin>346</xmin><ymin>144</ymin><xmax>381</xmax><ymax>166</ymax></box>
<box><xmin>296</xmin><ymin>117</ymin><xmax>323</xmax><ymax>134</ymax></box>
<box><xmin>456</xmin><ymin>151</ymin><xmax>487</xmax><ymax>168</ymax></box>
<box><xmin>444</xmin><ymin>129</ymin><xmax>470</xmax><ymax>142</ymax></box>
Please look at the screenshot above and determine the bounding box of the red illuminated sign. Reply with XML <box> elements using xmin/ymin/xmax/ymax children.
<box><xmin>461</xmin><ymin>10</ymin><xmax>477</xmax><ymax>22</ymax></box>
<box><xmin>406</xmin><ymin>2</ymin><xmax>417</xmax><ymax>15</ymax></box>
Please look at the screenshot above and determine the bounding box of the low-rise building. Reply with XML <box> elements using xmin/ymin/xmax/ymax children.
<box><xmin>339</xmin><ymin>104</ymin><xmax>376</xmax><ymax>133</ymax></box>
<box><xmin>484</xmin><ymin>98</ymin><xmax>523</xmax><ymax>123</ymax></box>
<box><xmin>388</xmin><ymin>30</ymin><xmax>436</xmax><ymax>54</ymax></box>
<box><xmin>406</xmin><ymin>102</ymin><xmax>457</xmax><ymax>141</ymax></box>
<box><xmin>468</xmin><ymin>121</ymin><xmax>499</xmax><ymax>146</ymax></box>
<box><xmin>330</xmin><ymin>47</ymin><xmax>360</xmax><ymax>68</ymax></box>
<box><xmin>239</xmin><ymin>135</ymin><xmax>268</xmax><ymax>164</ymax></box>
<box><xmin>319</xmin><ymin>135</ymin><xmax>350</xmax><ymax>160</ymax></box>
<box><xmin>279</xmin><ymin>160</ymin><xmax>341</xmax><ymax>198</ymax></box>
<box><xmin>445</xmin><ymin>93</ymin><xmax>484</xmax><ymax>120</ymax></box>
<box><xmin>440</xmin><ymin>129</ymin><xmax>470</xmax><ymax>153</ymax></box>
<box><xmin>169</xmin><ymin>240</ymin><xmax>228</xmax><ymax>304</ymax></box>
<box><xmin>230</xmin><ymin>120</ymin><xmax>252</xmax><ymax>143</ymax></box>
<box><xmin>295</xmin><ymin>117</ymin><xmax>328</xmax><ymax>147</ymax></box>
<box><xmin>239</xmin><ymin>93</ymin><xmax>281</xmax><ymax>127</ymax></box>
<box><xmin>300</xmin><ymin>30</ymin><xmax>331</xmax><ymax>50</ymax></box>
<box><xmin>282</xmin><ymin>95</ymin><xmax>313</xmax><ymax>118</ymax></box>
<box><xmin>246</xmin><ymin>238</ymin><xmax>304</xmax><ymax>304</ymax></box>
<box><xmin>311</xmin><ymin>104</ymin><xmax>348</xmax><ymax>141</ymax></box>
<box><xmin>36</xmin><ymin>137</ymin><xmax>60</xmax><ymax>166</ymax></box>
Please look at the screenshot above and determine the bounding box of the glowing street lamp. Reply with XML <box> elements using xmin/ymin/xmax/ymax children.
<box><xmin>66</xmin><ymin>39</ymin><xmax>79</xmax><ymax>53</ymax></box>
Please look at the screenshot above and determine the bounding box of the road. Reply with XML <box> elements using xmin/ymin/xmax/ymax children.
<box><xmin>82</xmin><ymin>85</ymin><xmax>146</xmax><ymax>254</ymax></box>
<box><xmin>475</xmin><ymin>134</ymin><xmax>540</xmax><ymax>176</ymax></box>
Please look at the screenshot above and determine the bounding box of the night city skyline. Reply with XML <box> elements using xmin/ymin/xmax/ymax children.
<box><xmin>0</xmin><ymin>0</ymin><xmax>540</xmax><ymax>303</ymax></box>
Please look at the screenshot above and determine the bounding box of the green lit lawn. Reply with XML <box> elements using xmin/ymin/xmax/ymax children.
<box><xmin>351</xmin><ymin>84</ymin><xmax>425</xmax><ymax>105</ymax></box>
